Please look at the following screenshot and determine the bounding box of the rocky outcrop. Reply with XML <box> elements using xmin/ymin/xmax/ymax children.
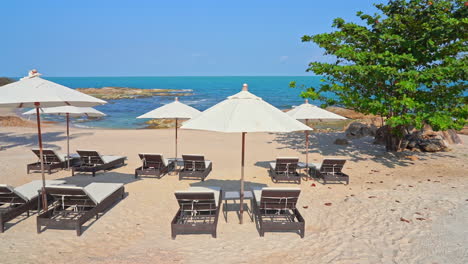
<box><xmin>345</xmin><ymin>122</ymin><xmax>378</xmax><ymax>139</ymax></box>
<box><xmin>144</xmin><ymin>119</ymin><xmax>186</xmax><ymax>129</ymax></box>
<box><xmin>0</xmin><ymin>116</ymin><xmax>49</xmax><ymax>127</ymax></box>
<box><xmin>334</xmin><ymin>138</ymin><xmax>349</xmax><ymax>145</ymax></box>
<box><xmin>76</xmin><ymin>87</ymin><xmax>193</xmax><ymax>100</ymax></box>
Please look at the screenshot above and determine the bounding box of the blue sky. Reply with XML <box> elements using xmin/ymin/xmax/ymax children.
<box><xmin>1</xmin><ymin>0</ymin><xmax>383</xmax><ymax>77</ymax></box>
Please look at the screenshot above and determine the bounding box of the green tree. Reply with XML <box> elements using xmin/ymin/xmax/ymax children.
<box><xmin>298</xmin><ymin>0</ymin><xmax>467</xmax><ymax>151</ymax></box>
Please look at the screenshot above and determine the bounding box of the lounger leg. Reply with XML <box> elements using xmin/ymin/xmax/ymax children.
<box><xmin>27</xmin><ymin>166</ymin><xmax>30</xmax><ymax>174</ymax></box>
<box><xmin>0</xmin><ymin>221</ymin><xmax>4</xmax><ymax>233</ymax></box>
<box><xmin>92</xmin><ymin>170</ymin><xmax>96</xmax><ymax>177</ymax></box>
<box><xmin>212</xmin><ymin>231</ymin><xmax>216</xmax><ymax>238</ymax></box>
<box><xmin>36</xmin><ymin>222</ymin><xmax>41</xmax><ymax>234</ymax></box>
<box><xmin>27</xmin><ymin>210</ymin><xmax>30</xmax><ymax>217</ymax></box>
<box><xmin>72</xmin><ymin>167</ymin><xmax>75</xmax><ymax>176</ymax></box>
<box><xmin>134</xmin><ymin>170</ymin><xmax>138</xmax><ymax>179</ymax></box>
<box><xmin>76</xmin><ymin>224</ymin><xmax>82</xmax><ymax>236</ymax></box>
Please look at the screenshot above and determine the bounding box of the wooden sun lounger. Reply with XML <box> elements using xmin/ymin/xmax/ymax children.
<box><xmin>171</xmin><ymin>187</ymin><xmax>221</xmax><ymax>239</ymax></box>
<box><xmin>72</xmin><ymin>150</ymin><xmax>126</xmax><ymax>177</ymax></box>
<box><xmin>179</xmin><ymin>155</ymin><xmax>212</xmax><ymax>181</ymax></box>
<box><xmin>27</xmin><ymin>149</ymin><xmax>78</xmax><ymax>174</ymax></box>
<box><xmin>135</xmin><ymin>153</ymin><xmax>175</xmax><ymax>178</ymax></box>
<box><xmin>310</xmin><ymin>159</ymin><xmax>349</xmax><ymax>184</ymax></box>
<box><xmin>269</xmin><ymin>157</ymin><xmax>301</xmax><ymax>184</ymax></box>
<box><xmin>252</xmin><ymin>187</ymin><xmax>305</xmax><ymax>238</ymax></box>
<box><xmin>37</xmin><ymin>183</ymin><xmax>125</xmax><ymax>236</ymax></box>
<box><xmin>1</xmin><ymin>180</ymin><xmax>65</xmax><ymax>232</ymax></box>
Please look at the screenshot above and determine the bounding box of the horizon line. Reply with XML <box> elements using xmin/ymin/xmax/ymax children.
<box><xmin>8</xmin><ymin>74</ymin><xmax>319</xmax><ymax>78</ymax></box>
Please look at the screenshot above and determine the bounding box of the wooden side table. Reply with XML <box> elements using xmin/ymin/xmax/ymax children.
<box><xmin>223</xmin><ymin>191</ymin><xmax>254</xmax><ymax>222</ymax></box>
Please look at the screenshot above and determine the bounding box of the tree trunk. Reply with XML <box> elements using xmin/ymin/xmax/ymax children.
<box><xmin>383</xmin><ymin>125</ymin><xmax>406</xmax><ymax>152</ymax></box>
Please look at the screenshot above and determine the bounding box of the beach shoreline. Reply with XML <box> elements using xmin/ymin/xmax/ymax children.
<box><xmin>0</xmin><ymin>124</ymin><xmax>467</xmax><ymax>264</ymax></box>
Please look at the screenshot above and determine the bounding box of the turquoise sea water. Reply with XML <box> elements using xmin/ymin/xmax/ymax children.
<box><xmin>22</xmin><ymin>76</ymin><xmax>329</xmax><ymax>129</ymax></box>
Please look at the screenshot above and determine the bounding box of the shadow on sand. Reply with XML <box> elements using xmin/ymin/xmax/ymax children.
<box><xmin>268</xmin><ymin>131</ymin><xmax>459</xmax><ymax>168</ymax></box>
<box><xmin>0</xmin><ymin>131</ymin><xmax>94</xmax><ymax>151</ymax></box>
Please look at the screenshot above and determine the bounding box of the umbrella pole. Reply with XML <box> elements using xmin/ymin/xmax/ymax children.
<box><xmin>175</xmin><ymin>118</ymin><xmax>178</xmax><ymax>159</ymax></box>
<box><xmin>305</xmin><ymin>119</ymin><xmax>309</xmax><ymax>169</ymax></box>
<box><xmin>240</xmin><ymin>132</ymin><xmax>246</xmax><ymax>224</ymax></box>
<box><xmin>66</xmin><ymin>113</ymin><xmax>70</xmax><ymax>169</ymax></box>
<box><xmin>35</xmin><ymin>103</ymin><xmax>48</xmax><ymax>211</ymax></box>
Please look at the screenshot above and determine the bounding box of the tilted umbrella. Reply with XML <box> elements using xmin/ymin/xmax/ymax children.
<box><xmin>23</xmin><ymin>106</ymin><xmax>106</xmax><ymax>168</ymax></box>
<box><xmin>137</xmin><ymin>97</ymin><xmax>200</xmax><ymax>159</ymax></box>
<box><xmin>182</xmin><ymin>84</ymin><xmax>311</xmax><ymax>223</ymax></box>
<box><xmin>287</xmin><ymin>99</ymin><xmax>346</xmax><ymax>167</ymax></box>
<box><xmin>0</xmin><ymin>70</ymin><xmax>106</xmax><ymax>210</ymax></box>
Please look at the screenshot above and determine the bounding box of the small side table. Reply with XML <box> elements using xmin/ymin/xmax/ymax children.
<box><xmin>223</xmin><ymin>191</ymin><xmax>254</xmax><ymax>222</ymax></box>
<box><xmin>167</xmin><ymin>158</ymin><xmax>183</xmax><ymax>175</ymax></box>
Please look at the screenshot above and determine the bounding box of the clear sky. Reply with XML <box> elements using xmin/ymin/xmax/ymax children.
<box><xmin>1</xmin><ymin>0</ymin><xmax>383</xmax><ymax>77</ymax></box>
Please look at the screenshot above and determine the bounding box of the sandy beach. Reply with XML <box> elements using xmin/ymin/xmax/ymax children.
<box><xmin>0</xmin><ymin>123</ymin><xmax>467</xmax><ymax>264</ymax></box>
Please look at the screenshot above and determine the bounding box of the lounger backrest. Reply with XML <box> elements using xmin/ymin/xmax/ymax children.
<box><xmin>139</xmin><ymin>154</ymin><xmax>165</xmax><ymax>169</ymax></box>
<box><xmin>45</xmin><ymin>186</ymin><xmax>97</xmax><ymax>207</ymax></box>
<box><xmin>77</xmin><ymin>150</ymin><xmax>105</xmax><ymax>165</ymax></box>
<box><xmin>0</xmin><ymin>185</ymin><xmax>28</xmax><ymax>204</ymax></box>
<box><xmin>275</xmin><ymin>157</ymin><xmax>299</xmax><ymax>174</ymax></box>
<box><xmin>320</xmin><ymin>159</ymin><xmax>346</xmax><ymax>174</ymax></box>
<box><xmin>260</xmin><ymin>189</ymin><xmax>300</xmax><ymax>210</ymax></box>
<box><xmin>182</xmin><ymin>155</ymin><xmax>206</xmax><ymax>171</ymax></box>
<box><xmin>175</xmin><ymin>192</ymin><xmax>217</xmax><ymax>213</ymax></box>
<box><xmin>32</xmin><ymin>149</ymin><xmax>62</xmax><ymax>163</ymax></box>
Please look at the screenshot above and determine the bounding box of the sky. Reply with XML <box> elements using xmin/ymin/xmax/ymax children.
<box><xmin>1</xmin><ymin>0</ymin><xmax>383</xmax><ymax>77</ymax></box>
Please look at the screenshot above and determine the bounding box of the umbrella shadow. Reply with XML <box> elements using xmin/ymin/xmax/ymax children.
<box><xmin>56</xmin><ymin>171</ymin><xmax>138</xmax><ymax>187</ymax></box>
<box><xmin>270</xmin><ymin>132</ymin><xmax>459</xmax><ymax>168</ymax></box>
<box><xmin>0</xmin><ymin>131</ymin><xmax>94</xmax><ymax>151</ymax></box>
<box><xmin>190</xmin><ymin>179</ymin><xmax>268</xmax><ymax>192</ymax></box>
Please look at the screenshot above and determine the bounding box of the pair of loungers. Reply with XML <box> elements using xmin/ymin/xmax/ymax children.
<box><xmin>171</xmin><ymin>187</ymin><xmax>304</xmax><ymax>239</ymax></box>
<box><xmin>135</xmin><ymin>154</ymin><xmax>212</xmax><ymax>181</ymax></box>
<box><xmin>1</xmin><ymin>180</ymin><xmax>125</xmax><ymax>236</ymax></box>
<box><xmin>269</xmin><ymin>157</ymin><xmax>349</xmax><ymax>185</ymax></box>
<box><xmin>27</xmin><ymin>149</ymin><xmax>126</xmax><ymax>177</ymax></box>
<box><xmin>27</xmin><ymin>149</ymin><xmax>79</xmax><ymax>174</ymax></box>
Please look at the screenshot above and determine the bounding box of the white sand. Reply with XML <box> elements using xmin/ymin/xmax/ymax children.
<box><xmin>0</xmin><ymin>125</ymin><xmax>467</xmax><ymax>264</ymax></box>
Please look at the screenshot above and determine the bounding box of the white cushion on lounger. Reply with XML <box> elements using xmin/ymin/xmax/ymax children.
<box><xmin>0</xmin><ymin>184</ymin><xmax>28</xmax><ymax>202</ymax></box>
<box><xmin>176</xmin><ymin>186</ymin><xmax>221</xmax><ymax>205</ymax></box>
<box><xmin>204</xmin><ymin>161</ymin><xmax>212</xmax><ymax>168</ymax></box>
<box><xmin>46</xmin><ymin>183</ymin><xmax>123</xmax><ymax>205</ymax></box>
<box><xmin>33</xmin><ymin>148</ymin><xmax>74</xmax><ymax>162</ymax></box>
<box><xmin>269</xmin><ymin>162</ymin><xmax>276</xmax><ymax>170</ymax></box>
<box><xmin>311</xmin><ymin>163</ymin><xmax>321</xmax><ymax>169</ymax></box>
<box><xmin>15</xmin><ymin>180</ymin><xmax>67</xmax><ymax>201</ymax></box>
<box><xmin>253</xmin><ymin>187</ymin><xmax>301</xmax><ymax>206</ymax></box>
<box><xmin>101</xmin><ymin>155</ymin><xmax>126</xmax><ymax>164</ymax></box>
<box><xmin>84</xmin><ymin>183</ymin><xmax>124</xmax><ymax>204</ymax></box>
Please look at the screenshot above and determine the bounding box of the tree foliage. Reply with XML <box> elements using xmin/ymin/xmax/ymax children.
<box><xmin>298</xmin><ymin>0</ymin><xmax>467</xmax><ymax>140</ymax></box>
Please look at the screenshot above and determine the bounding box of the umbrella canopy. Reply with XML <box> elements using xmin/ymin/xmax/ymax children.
<box><xmin>22</xmin><ymin>106</ymin><xmax>106</xmax><ymax>117</ymax></box>
<box><xmin>0</xmin><ymin>70</ymin><xmax>106</xmax><ymax>211</ymax></box>
<box><xmin>137</xmin><ymin>97</ymin><xmax>201</xmax><ymax>160</ymax></box>
<box><xmin>287</xmin><ymin>99</ymin><xmax>347</xmax><ymax>121</ymax></box>
<box><xmin>0</xmin><ymin>73</ymin><xmax>106</xmax><ymax>108</ymax></box>
<box><xmin>287</xmin><ymin>99</ymin><xmax>346</xmax><ymax>167</ymax></box>
<box><xmin>137</xmin><ymin>97</ymin><xmax>200</xmax><ymax>119</ymax></box>
<box><xmin>22</xmin><ymin>106</ymin><xmax>106</xmax><ymax>169</ymax></box>
<box><xmin>182</xmin><ymin>87</ymin><xmax>311</xmax><ymax>133</ymax></box>
<box><xmin>182</xmin><ymin>84</ymin><xmax>311</xmax><ymax>223</ymax></box>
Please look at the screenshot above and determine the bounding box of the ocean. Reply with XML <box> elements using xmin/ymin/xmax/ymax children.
<box><xmin>20</xmin><ymin>76</ymin><xmax>331</xmax><ymax>129</ymax></box>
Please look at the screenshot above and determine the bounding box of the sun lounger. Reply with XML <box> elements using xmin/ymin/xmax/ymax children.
<box><xmin>171</xmin><ymin>186</ymin><xmax>221</xmax><ymax>239</ymax></box>
<box><xmin>72</xmin><ymin>150</ymin><xmax>126</xmax><ymax>177</ymax></box>
<box><xmin>310</xmin><ymin>159</ymin><xmax>349</xmax><ymax>184</ymax></box>
<box><xmin>179</xmin><ymin>155</ymin><xmax>212</xmax><ymax>181</ymax></box>
<box><xmin>135</xmin><ymin>153</ymin><xmax>174</xmax><ymax>178</ymax></box>
<box><xmin>269</xmin><ymin>157</ymin><xmax>301</xmax><ymax>184</ymax></box>
<box><xmin>252</xmin><ymin>187</ymin><xmax>304</xmax><ymax>238</ymax></box>
<box><xmin>1</xmin><ymin>180</ymin><xmax>65</xmax><ymax>232</ymax></box>
<box><xmin>27</xmin><ymin>149</ymin><xmax>79</xmax><ymax>174</ymax></box>
<box><xmin>37</xmin><ymin>183</ymin><xmax>125</xmax><ymax>236</ymax></box>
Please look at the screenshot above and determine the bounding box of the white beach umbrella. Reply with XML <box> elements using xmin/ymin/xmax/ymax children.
<box><xmin>287</xmin><ymin>99</ymin><xmax>346</xmax><ymax>167</ymax></box>
<box><xmin>23</xmin><ymin>106</ymin><xmax>106</xmax><ymax>168</ymax></box>
<box><xmin>182</xmin><ymin>84</ymin><xmax>311</xmax><ymax>223</ymax></box>
<box><xmin>137</xmin><ymin>97</ymin><xmax>201</xmax><ymax>159</ymax></box>
<box><xmin>0</xmin><ymin>70</ymin><xmax>106</xmax><ymax>210</ymax></box>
